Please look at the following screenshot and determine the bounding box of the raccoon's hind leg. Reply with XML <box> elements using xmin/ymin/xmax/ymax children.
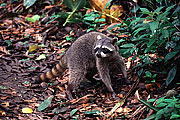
<box><xmin>66</xmin><ymin>69</ymin><xmax>87</xmax><ymax>100</ymax></box>
<box><xmin>96</xmin><ymin>60</ymin><xmax>116</xmax><ymax>98</ymax></box>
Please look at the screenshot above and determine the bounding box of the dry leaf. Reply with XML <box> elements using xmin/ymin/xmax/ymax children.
<box><xmin>89</xmin><ymin>0</ymin><xmax>109</xmax><ymax>11</ymax></box>
<box><xmin>0</xmin><ymin>46</ymin><xmax>10</xmax><ymax>55</ymax></box>
<box><xmin>22</xmin><ymin>107</ymin><xmax>33</xmax><ymax>113</ymax></box>
<box><xmin>1</xmin><ymin>96</ymin><xmax>8</xmax><ymax>100</ymax></box>
<box><xmin>0</xmin><ymin>111</ymin><xmax>6</xmax><ymax>116</ymax></box>
<box><xmin>109</xmin><ymin>5</ymin><xmax>123</xmax><ymax>23</ymax></box>
<box><xmin>2</xmin><ymin>102</ymin><xmax>9</xmax><ymax>107</ymax></box>
<box><xmin>71</xmin><ymin>94</ymin><xmax>94</xmax><ymax>104</ymax></box>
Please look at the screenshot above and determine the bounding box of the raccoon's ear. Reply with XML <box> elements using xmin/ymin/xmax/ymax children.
<box><xmin>112</xmin><ymin>37</ymin><xmax>118</xmax><ymax>45</ymax></box>
<box><xmin>97</xmin><ymin>35</ymin><xmax>102</xmax><ymax>40</ymax></box>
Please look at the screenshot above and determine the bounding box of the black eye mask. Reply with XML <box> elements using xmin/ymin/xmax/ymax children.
<box><xmin>102</xmin><ymin>48</ymin><xmax>113</xmax><ymax>54</ymax></box>
<box><xmin>94</xmin><ymin>47</ymin><xmax>113</xmax><ymax>54</ymax></box>
<box><xmin>94</xmin><ymin>47</ymin><xmax>99</xmax><ymax>53</ymax></box>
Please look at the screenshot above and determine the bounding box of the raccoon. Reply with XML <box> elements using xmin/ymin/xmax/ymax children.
<box><xmin>36</xmin><ymin>32</ymin><xmax>128</xmax><ymax>100</ymax></box>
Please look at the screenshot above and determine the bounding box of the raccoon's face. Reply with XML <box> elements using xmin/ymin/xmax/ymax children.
<box><xmin>94</xmin><ymin>35</ymin><xmax>118</xmax><ymax>58</ymax></box>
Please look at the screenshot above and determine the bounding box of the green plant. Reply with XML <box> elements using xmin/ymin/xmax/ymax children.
<box><xmin>145</xmin><ymin>96</ymin><xmax>180</xmax><ymax>120</ymax></box>
<box><xmin>82</xmin><ymin>0</ymin><xmax>113</xmax><ymax>31</ymax></box>
<box><xmin>24</xmin><ymin>0</ymin><xmax>36</xmax><ymax>8</ymax></box>
<box><xmin>63</xmin><ymin>0</ymin><xmax>86</xmax><ymax>26</ymax></box>
<box><xmin>118</xmin><ymin>1</ymin><xmax>180</xmax><ymax>84</ymax></box>
<box><xmin>144</xmin><ymin>71</ymin><xmax>157</xmax><ymax>83</ymax></box>
<box><xmin>83</xmin><ymin>11</ymin><xmax>106</xmax><ymax>32</ymax></box>
<box><xmin>26</xmin><ymin>15</ymin><xmax>40</xmax><ymax>23</ymax></box>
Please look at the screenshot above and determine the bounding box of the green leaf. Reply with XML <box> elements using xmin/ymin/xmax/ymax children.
<box><xmin>164</xmin><ymin>51</ymin><xmax>178</xmax><ymax>63</ymax></box>
<box><xmin>144</xmin><ymin>114</ymin><xmax>156</xmax><ymax>120</ymax></box>
<box><xmin>132</xmin><ymin>34</ymin><xmax>150</xmax><ymax>41</ymax></box>
<box><xmin>144</xmin><ymin>71</ymin><xmax>152</xmax><ymax>78</ymax></box>
<box><xmin>70</xmin><ymin>109</ymin><xmax>78</xmax><ymax>117</ymax></box>
<box><xmin>139</xmin><ymin>99</ymin><xmax>159</xmax><ymax>111</ymax></box>
<box><xmin>85</xmin><ymin>110</ymin><xmax>100</xmax><ymax>116</ymax></box>
<box><xmin>117</xmin><ymin>39</ymin><xmax>126</xmax><ymax>45</ymax></box>
<box><xmin>161</xmin><ymin>29</ymin><xmax>169</xmax><ymax>38</ymax></box>
<box><xmin>147</xmin><ymin>99</ymin><xmax>156</xmax><ymax>102</ymax></box>
<box><xmin>63</xmin><ymin>0</ymin><xmax>86</xmax><ymax>10</ymax></box>
<box><xmin>120</xmin><ymin>43</ymin><xmax>135</xmax><ymax>48</ymax></box>
<box><xmin>24</xmin><ymin>0</ymin><xmax>36</xmax><ymax>8</ymax></box>
<box><xmin>95</xmin><ymin>18</ymin><xmax>105</xmax><ymax>23</ymax></box>
<box><xmin>5</xmin><ymin>40</ymin><xmax>12</xmax><ymax>46</ymax></box>
<box><xmin>26</xmin><ymin>15</ymin><xmax>40</xmax><ymax>23</ymax></box>
<box><xmin>133</xmin><ymin>26</ymin><xmax>149</xmax><ymax>36</ymax></box>
<box><xmin>147</xmin><ymin>39</ymin><xmax>156</xmax><ymax>47</ymax></box>
<box><xmin>156</xmin><ymin>0</ymin><xmax>162</xmax><ymax>3</ymax></box>
<box><xmin>156</xmin><ymin>96</ymin><xmax>166</xmax><ymax>104</ymax></box>
<box><xmin>170</xmin><ymin>114</ymin><xmax>180</xmax><ymax>119</ymax></box>
<box><xmin>173</xmin><ymin>6</ymin><xmax>180</xmax><ymax>15</ymax></box>
<box><xmin>156</xmin><ymin>109</ymin><xmax>164</xmax><ymax>118</ymax></box>
<box><xmin>83</xmin><ymin>16</ymin><xmax>96</xmax><ymax>21</ymax></box>
<box><xmin>166</xmin><ymin>4</ymin><xmax>176</xmax><ymax>12</ymax></box>
<box><xmin>140</xmin><ymin>8</ymin><xmax>150</xmax><ymax>13</ymax></box>
<box><xmin>156</xmin><ymin>103</ymin><xmax>167</xmax><ymax>107</ymax></box>
<box><xmin>87</xmin><ymin>28</ymin><xmax>94</xmax><ymax>32</ymax></box>
<box><xmin>0</xmin><ymin>85</ymin><xmax>7</xmax><ymax>90</ymax></box>
<box><xmin>163</xmin><ymin>99</ymin><xmax>173</xmax><ymax>103</ymax></box>
<box><xmin>23</xmin><ymin>81</ymin><xmax>30</xmax><ymax>85</ymax></box>
<box><xmin>66</xmin><ymin>36</ymin><xmax>73</xmax><ymax>41</ymax></box>
<box><xmin>156</xmin><ymin>109</ymin><xmax>164</xmax><ymax>115</ymax></box>
<box><xmin>149</xmin><ymin>21</ymin><xmax>159</xmax><ymax>34</ymax></box>
<box><xmin>63</xmin><ymin>0</ymin><xmax>86</xmax><ymax>26</ymax></box>
<box><xmin>37</xmin><ymin>96</ymin><xmax>53</xmax><ymax>111</ymax></box>
<box><xmin>0</xmin><ymin>3</ymin><xmax>7</xmax><ymax>7</ymax></box>
<box><xmin>138</xmin><ymin>68</ymin><xmax>143</xmax><ymax>77</ymax></box>
<box><xmin>36</xmin><ymin>54</ymin><xmax>46</xmax><ymax>60</ymax></box>
<box><xmin>152</xmin><ymin>74</ymin><xmax>157</xmax><ymax>78</ymax></box>
<box><xmin>155</xmin><ymin>6</ymin><xmax>164</xmax><ymax>13</ymax></box>
<box><xmin>166</xmin><ymin>66</ymin><xmax>176</xmax><ymax>86</ymax></box>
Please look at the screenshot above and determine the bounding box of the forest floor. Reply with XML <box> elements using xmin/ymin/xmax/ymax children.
<box><xmin>0</xmin><ymin>1</ymin><xmax>179</xmax><ymax>120</ymax></box>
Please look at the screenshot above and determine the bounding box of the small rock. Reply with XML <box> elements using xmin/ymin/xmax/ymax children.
<box><xmin>166</xmin><ymin>90</ymin><xmax>178</xmax><ymax>98</ymax></box>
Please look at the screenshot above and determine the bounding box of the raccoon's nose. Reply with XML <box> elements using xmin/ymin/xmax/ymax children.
<box><xmin>96</xmin><ymin>53</ymin><xmax>101</xmax><ymax>58</ymax></box>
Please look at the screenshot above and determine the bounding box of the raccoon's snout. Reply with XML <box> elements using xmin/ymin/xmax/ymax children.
<box><xmin>96</xmin><ymin>53</ymin><xmax>102</xmax><ymax>58</ymax></box>
<box><xmin>95</xmin><ymin>52</ymin><xmax>108</xmax><ymax>58</ymax></box>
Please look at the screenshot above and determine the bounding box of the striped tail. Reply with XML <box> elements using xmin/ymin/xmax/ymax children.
<box><xmin>36</xmin><ymin>55</ymin><xmax>68</xmax><ymax>83</ymax></box>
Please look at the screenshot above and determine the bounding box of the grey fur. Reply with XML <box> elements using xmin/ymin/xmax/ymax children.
<box><xmin>64</xmin><ymin>32</ymin><xmax>127</xmax><ymax>100</ymax></box>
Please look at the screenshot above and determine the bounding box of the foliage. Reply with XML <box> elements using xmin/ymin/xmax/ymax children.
<box><xmin>144</xmin><ymin>71</ymin><xmax>157</xmax><ymax>83</ymax></box>
<box><xmin>37</xmin><ymin>96</ymin><xmax>54</xmax><ymax>111</ymax></box>
<box><xmin>26</xmin><ymin>15</ymin><xmax>40</xmax><ymax>23</ymax></box>
<box><xmin>24</xmin><ymin>0</ymin><xmax>36</xmax><ymax>8</ymax></box>
<box><xmin>118</xmin><ymin>1</ymin><xmax>180</xmax><ymax>84</ymax></box>
<box><xmin>145</xmin><ymin>96</ymin><xmax>180</xmax><ymax>120</ymax></box>
<box><xmin>83</xmin><ymin>11</ymin><xmax>106</xmax><ymax>32</ymax></box>
<box><xmin>63</xmin><ymin>0</ymin><xmax>86</xmax><ymax>26</ymax></box>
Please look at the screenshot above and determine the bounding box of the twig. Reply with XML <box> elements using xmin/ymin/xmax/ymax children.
<box><xmin>107</xmin><ymin>76</ymin><xmax>139</xmax><ymax>118</ymax></box>
<box><xmin>174</xmin><ymin>25</ymin><xmax>180</xmax><ymax>32</ymax></box>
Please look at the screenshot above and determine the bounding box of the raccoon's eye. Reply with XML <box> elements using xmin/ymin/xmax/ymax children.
<box><xmin>102</xmin><ymin>48</ymin><xmax>112</xmax><ymax>54</ymax></box>
<box><xmin>94</xmin><ymin>48</ymin><xmax>99</xmax><ymax>53</ymax></box>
